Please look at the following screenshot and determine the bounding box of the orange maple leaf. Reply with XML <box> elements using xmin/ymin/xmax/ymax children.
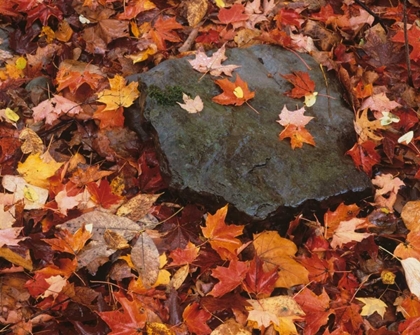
<box><xmin>118</xmin><ymin>0</ymin><xmax>156</xmax><ymax>20</ymax></box>
<box><xmin>148</xmin><ymin>16</ymin><xmax>183</xmax><ymax>50</ymax></box>
<box><xmin>201</xmin><ymin>204</ymin><xmax>244</xmax><ymax>260</ymax></box>
<box><xmin>277</xmin><ymin>105</ymin><xmax>315</xmax><ymax>149</ymax></box>
<box><xmin>212</xmin><ymin>74</ymin><xmax>255</xmax><ymax>106</ymax></box>
<box><xmin>42</xmin><ymin>224</ymin><xmax>92</xmax><ymax>255</ymax></box>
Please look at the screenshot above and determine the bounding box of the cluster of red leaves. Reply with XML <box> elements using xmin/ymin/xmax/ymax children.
<box><xmin>1</xmin><ymin>0</ymin><xmax>420</xmax><ymax>334</ymax></box>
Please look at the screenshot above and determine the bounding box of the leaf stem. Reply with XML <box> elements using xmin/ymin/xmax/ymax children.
<box><xmin>246</xmin><ymin>101</ymin><xmax>260</xmax><ymax>114</ymax></box>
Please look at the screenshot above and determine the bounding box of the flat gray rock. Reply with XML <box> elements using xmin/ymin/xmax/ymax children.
<box><xmin>127</xmin><ymin>45</ymin><xmax>372</xmax><ymax>221</ymax></box>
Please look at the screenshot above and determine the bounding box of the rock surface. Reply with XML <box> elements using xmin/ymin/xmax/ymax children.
<box><xmin>127</xmin><ymin>45</ymin><xmax>372</xmax><ymax>221</ymax></box>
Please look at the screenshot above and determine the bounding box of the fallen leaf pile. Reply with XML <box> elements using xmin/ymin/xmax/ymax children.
<box><xmin>1</xmin><ymin>0</ymin><xmax>420</xmax><ymax>334</ymax></box>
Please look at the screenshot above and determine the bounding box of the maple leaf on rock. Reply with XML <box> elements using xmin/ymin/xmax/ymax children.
<box><xmin>281</xmin><ymin>71</ymin><xmax>318</xmax><ymax>106</ymax></box>
<box><xmin>277</xmin><ymin>105</ymin><xmax>315</xmax><ymax>149</ymax></box>
<box><xmin>32</xmin><ymin>95</ymin><xmax>82</xmax><ymax>125</ymax></box>
<box><xmin>97</xmin><ymin>75</ymin><xmax>139</xmax><ymax>111</ymax></box>
<box><xmin>177</xmin><ymin>93</ymin><xmax>203</xmax><ymax>113</ymax></box>
<box><xmin>209</xmin><ymin>258</ymin><xmax>248</xmax><ymax>297</ymax></box>
<box><xmin>201</xmin><ymin>204</ymin><xmax>244</xmax><ymax>260</ymax></box>
<box><xmin>212</xmin><ymin>74</ymin><xmax>255</xmax><ymax>106</ymax></box>
<box><xmin>188</xmin><ymin>43</ymin><xmax>240</xmax><ymax>77</ymax></box>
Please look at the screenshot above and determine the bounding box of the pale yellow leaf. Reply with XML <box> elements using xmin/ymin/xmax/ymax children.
<box><xmin>356</xmin><ymin>297</ymin><xmax>387</xmax><ymax>318</ymax></box>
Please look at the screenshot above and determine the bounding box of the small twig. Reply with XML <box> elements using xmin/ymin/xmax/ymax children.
<box><xmin>403</xmin><ymin>0</ymin><xmax>413</xmax><ymax>86</ymax></box>
<box><xmin>178</xmin><ymin>23</ymin><xmax>203</xmax><ymax>53</ymax></box>
<box><xmin>246</xmin><ymin>101</ymin><xmax>260</xmax><ymax>114</ymax></box>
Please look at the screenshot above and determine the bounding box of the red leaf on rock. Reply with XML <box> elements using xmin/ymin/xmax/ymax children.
<box><xmin>279</xmin><ymin>124</ymin><xmax>316</xmax><ymax>149</ymax></box>
<box><xmin>346</xmin><ymin>140</ymin><xmax>380</xmax><ymax>176</ymax></box>
<box><xmin>212</xmin><ymin>74</ymin><xmax>255</xmax><ymax>106</ymax></box>
<box><xmin>243</xmin><ymin>255</ymin><xmax>279</xmax><ymax>298</ymax></box>
<box><xmin>209</xmin><ymin>258</ymin><xmax>248</xmax><ymax>297</ymax></box>
<box><xmin>93</xmin><ymin>106</ymin><xmax>125</xmax><ymax>129</ymax></box>
<box><xmin>218</xmin><ymin>4</ymin><xmax>249</xmax><ymax>25</ymax></box>
<box><xmin>183</xmin><ymin>302</ymin><xmax>212</xmax><ymax>335</ymax></box>
<box><xmin>281</xmin><ymin>71</ymin><xmax>316</xmax><ymax>99</ymax></box>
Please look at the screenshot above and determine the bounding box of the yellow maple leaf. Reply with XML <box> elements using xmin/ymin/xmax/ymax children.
<box><xmin>356</xmin><ymin>297</ymin><xmax>387</xmax><ymax>318</ymax></box>
<box><xmin>17</xmin><ymin>153</ymin><xmax>63</xmax><ymax>188</ymax></box>
<box><xmin>97</xmin><ymin>75</ymin><xmax>140</xmax><ymax>111</ymax></box>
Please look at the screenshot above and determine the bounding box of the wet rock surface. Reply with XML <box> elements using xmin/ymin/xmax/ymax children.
<box><xmin>127</xmin><ymin>45</ymin><xmax>372</xmax><ymax>221</ymax></box>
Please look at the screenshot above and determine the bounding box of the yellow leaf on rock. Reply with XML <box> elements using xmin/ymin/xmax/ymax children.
<box><xmin>253</xmin><ymin>231</ymin><xmax>309</xmax><ymax>288</ymax></box>
<box><xmin>97</xmin><ymin>75</ymin><xmax>140</xmax><ymax>111</ymax></box>
<box><xmin>17</xmin><ymin>153</ymin><xmax>63</xmax><ymax>188</ymax></box>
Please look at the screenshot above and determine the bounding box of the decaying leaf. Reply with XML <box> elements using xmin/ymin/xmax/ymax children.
<box><xmin>130</xmin><ymin>232</ymin><xmax>160</xmax><ymax>287</ymax></box>
<box><xmin>59</xmin><ymin>211</ymin><xmax>142</xmax><ymax>274</ymax></box>
<box><xmin>354</xmin><ymin>108</ymin><xmax>384</xmax><ymax>142</ymax></box>
<box><xmin>19</xmin><ymin>128</ymin><xmax>44</xmax><ymax>154</ymax></box>
<box><xmin>2</xmin><ymin>175</ymin><xmax>48</xmax><ymax>210</ymax></box>
<box><xmin>372</xmin><ymin>173</ymin><xmax>405</xmax><ymax>211</ymax></box>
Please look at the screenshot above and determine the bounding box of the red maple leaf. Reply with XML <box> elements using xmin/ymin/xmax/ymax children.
<box><xmin>26</xmin><ymin>0</ymin><xmax>63</xmax><ymax>29</ymax></box>
<box><xmin>212</xmin><ymin>74</ymin><xmax>255</xmax><ymax>106</ymax></box>
<box><xmin>209</xmin><ymin>258</ymin><xmax>249</xmax><ymax>297</ymax></box>
<box><xmin>148</xmin><ymin>16</ymin><xmax>183</xmax><ymax>50</ymax></box>
<box><xmin>346</xmin><ymin>140</ymin><xmax>381</xmax><ymax>176</ymax></box>
<box><xmin>392</xmin><ymin>25</ymin><xmax>420</xmax><ymax>61</ymax></box>
<box><xmin>281</xmin><ymin>71</ymin><xmax>316</xmax><ymax>98</ymax></box>
<box><xmin>243</xmin><ymin>255</ymin><xmax>279</xmax><ymax>298</ymax></box>
<box><xmin>294</xmin><ymin>287</ymin><xmax>334</xmax><ymax>335</ymax></box>
<box><xmin>218</xmin><ymin>4</ymin><xmax>249</xmax><ymax>25</ymax></box>
<box><xmin>98</xmin><ymin>291</ymin><xmax>147</xmax><ymax>335</ymax></box>
<box><xmin>183</xmin><ymin>302</ymin><xmax>212</xmax><ymax>335</ymax></box>
<box><xmin>275</xmin><ymin>8</ymin><xmax>303</xmax><ymax>28</ymax></box>
<box><xmin>118</xmin><ymin>0</ymin><xmax>156</xmax><ymax>20</ymax></box>
<box><xmin>169</xmin><ymin>241</ymin><xmax>200</xmax><ymax>266</ymax></box>
<box><xmin>86</xmin><ymin>179</ymin><xmax>122</xmax><ymax>209</ymax></box>
<box><xmin>93</xmin><ymin>106</ymin><xmax>125</xmax><ymax>129</ymax></box>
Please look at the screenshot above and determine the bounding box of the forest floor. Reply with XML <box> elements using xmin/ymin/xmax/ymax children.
<box><xmin>1</xmin><ymin>0</ymin><xmax>420</xmax><ymax>334</ymax></box>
